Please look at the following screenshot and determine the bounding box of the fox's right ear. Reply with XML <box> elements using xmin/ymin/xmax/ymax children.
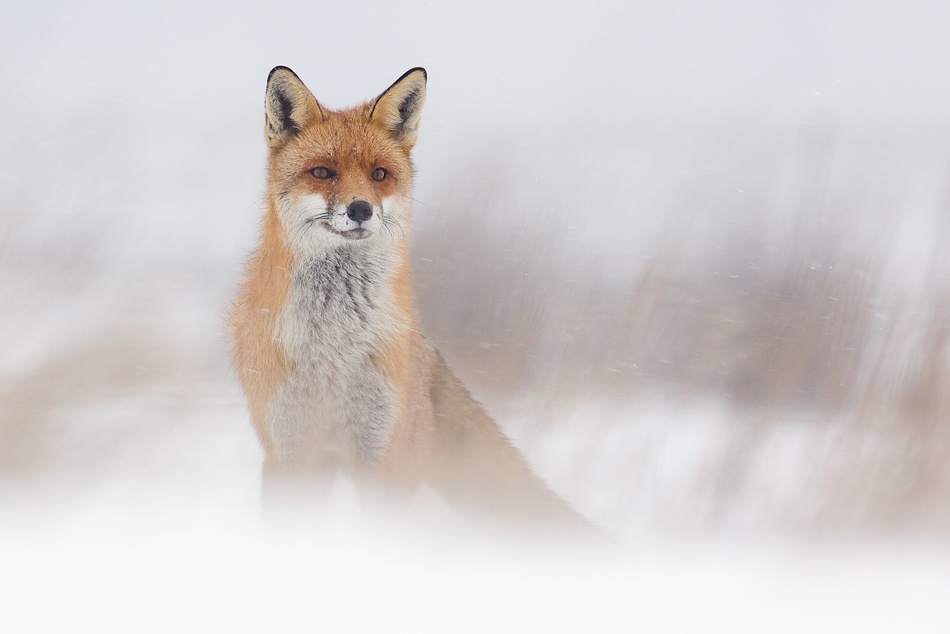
<box><xmin>264</xmin><ymin>66</ymin><xmax>325</xmax><ymax>148</ymax></box>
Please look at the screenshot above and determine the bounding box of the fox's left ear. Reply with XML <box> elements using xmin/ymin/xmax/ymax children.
<box><xmin>369</xmin><ymin>67</ymin><xmax>427</xmax><ymax>148</ymax></box>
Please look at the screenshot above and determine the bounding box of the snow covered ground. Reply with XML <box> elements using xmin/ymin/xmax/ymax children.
<box><xmin>4</xmin><ymin>523</ymin><xmax>950</xmax><ymax>632</ymax></box>
<box><xmin>3</xmin><ymin>0</ymin><xmax>950</xmax><ymax>630</ymax></box>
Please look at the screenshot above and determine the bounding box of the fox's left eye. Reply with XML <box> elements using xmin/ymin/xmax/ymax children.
<box><xmin>372</xmin><ymin>168</ymin><xmax>387</xmax><ymax>182</ymax></box>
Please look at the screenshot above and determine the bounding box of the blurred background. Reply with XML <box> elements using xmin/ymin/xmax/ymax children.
<box><xmin>2</xmin><ymin>0</ymin><xmax>950</xmax><ymax>545</ymax></box>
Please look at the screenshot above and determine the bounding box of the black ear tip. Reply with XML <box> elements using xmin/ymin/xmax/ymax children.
<box><xmin>398</xmin><ymin>67</ymin><xmax>427</xmax><ymax>84</ymax></box>
<box><xmin>267</xmin><ymin>66</ymin><xmax>299</xmax><ymax>85</ymax></box>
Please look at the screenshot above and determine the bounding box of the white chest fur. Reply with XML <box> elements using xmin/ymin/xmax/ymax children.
<box><xmin>271</xmin><ymin>245</ymin><xmax>401</xmax><ymax>465</ymax></box>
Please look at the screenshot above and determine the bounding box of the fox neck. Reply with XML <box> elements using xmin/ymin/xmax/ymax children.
<box><xmin>264</xmin><ymin>204</ymin><xmax>418</xmax><ymax>363</ymax></box>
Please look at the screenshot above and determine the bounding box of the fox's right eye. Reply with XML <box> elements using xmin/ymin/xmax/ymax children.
<box><xmin>310</xmin><ymin>166</ymin><xmax>335</xmax><ymax>179</ymax></box>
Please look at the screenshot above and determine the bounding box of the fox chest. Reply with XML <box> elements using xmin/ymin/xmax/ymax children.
<box><xmin>271</xmin><ymin>254</ymin><xmax>398</xmax><ymax>461</ymax></box>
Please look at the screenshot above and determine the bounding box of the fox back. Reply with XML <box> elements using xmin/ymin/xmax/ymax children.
<box><xmin>229</xmin><ymin>67</ymin><xmax>598</xmax><ymax>537</ymax></box>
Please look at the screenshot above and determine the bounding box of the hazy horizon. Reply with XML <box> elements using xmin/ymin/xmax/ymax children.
<box><xmin>3</xmin><ymin>1</ymin><xmax>950</xmax><ymax>630</ymax></box>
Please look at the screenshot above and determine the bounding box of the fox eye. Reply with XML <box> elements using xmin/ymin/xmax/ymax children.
<box><xmin>371</xmin><ymin>167</ymin><xmax>387</xmax><ymax>182</ymax></box>
<box><xmin>310</xmin><ymin>166</ymin><xmax>335</xmax><ymax>179</ymax></box>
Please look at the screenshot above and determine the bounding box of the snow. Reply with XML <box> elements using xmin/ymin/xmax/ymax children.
<box><xmin>3</xmin><ymin>0</ymin><xmax>950</xmax><ymax>630</ymax></box>
<box><xmin>3</xmin><ymin>518</ymin><xmax>950</xmax><ymax>632</ymax></box>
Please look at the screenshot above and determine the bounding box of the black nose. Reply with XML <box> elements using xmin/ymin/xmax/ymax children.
<box><xmin>347</xmin><ymin>200</ymin><xmax>373</xmax><ymax>223</ymax></box>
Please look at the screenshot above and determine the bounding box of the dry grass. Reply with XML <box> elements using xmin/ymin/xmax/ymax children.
<box><xmin>2</xmin><ymin>120</ymin><xmax>949</xmax><ymax>538</ymax></box>
<box><xmin>409</xmin><ymin>135</ymin><xmax>950</xmax><ymax>537</ymax></box>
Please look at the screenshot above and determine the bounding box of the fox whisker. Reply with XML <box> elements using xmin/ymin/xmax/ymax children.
<box><xmin>381</xmin><ymin>214</ymin><xmax>404</xmax><ymax>240</ymax></box>
<box><xmin>301</xmin><ymin>211</ymin><xmax>332</xmax><ymax>228</ymax></box>
<box><xmin>411</xmin><ymin>197</ymin><xmax>442</xmax><ymax>213</ymax></box>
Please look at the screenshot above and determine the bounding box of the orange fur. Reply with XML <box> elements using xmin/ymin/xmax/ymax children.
<box><xmin>229</xmin><ymin>66</ymin><xmax>601</xmax><ymax>538</ymax></box>
<box><xmin>228</xmin><ymin>206</ymin><xmax>293</xmax><ymax>459</ymax></box>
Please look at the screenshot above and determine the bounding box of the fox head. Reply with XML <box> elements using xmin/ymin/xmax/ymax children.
<box><xmin>263</xmin><ymin>66</ymin><xmax>427</xmax><ymax>256</ymax></box>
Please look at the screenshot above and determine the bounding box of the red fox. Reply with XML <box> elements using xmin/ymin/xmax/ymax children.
<box><xmin>229</xmin><ymin>66</ymin><xmax>596</xmax><ymax>535</ymax></box>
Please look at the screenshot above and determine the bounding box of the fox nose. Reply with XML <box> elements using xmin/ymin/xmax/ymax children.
<box><xmin>347</xmin><ymin>200</ymin><xmax>373</xmax><ymax>223</ymax></box>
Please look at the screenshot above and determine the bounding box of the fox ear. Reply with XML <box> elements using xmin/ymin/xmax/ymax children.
<box><xmin>264</xmin><ymin>66</ymin><xmax>325</xmax><ymax>148</ymax></box>
<box><xmin>369</xmin><ymin>67</ymin><xmax>427</xmax><ymax>148</ymax></box>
